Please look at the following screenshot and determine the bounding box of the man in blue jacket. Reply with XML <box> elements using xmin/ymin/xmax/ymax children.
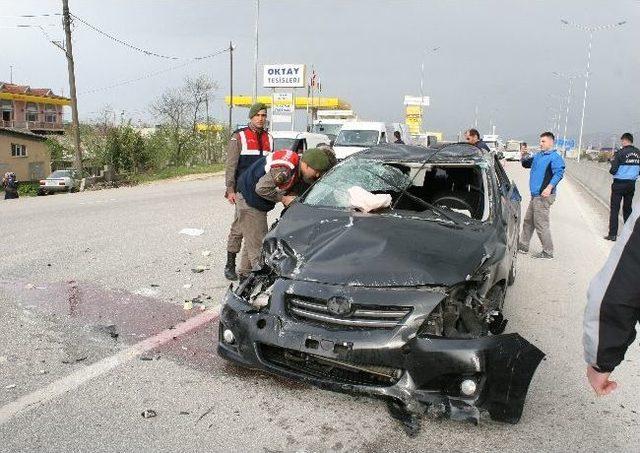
<box><xmin>604</xmin><ymin>133</ymin><xmax>639</xmax><ymax>241</ymax></box>
<box><xmin>518</xmin><ymin>131</ymin><xmax>566</xmax><ymax>259</ymax></box>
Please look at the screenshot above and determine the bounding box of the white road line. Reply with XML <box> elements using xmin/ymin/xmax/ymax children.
<box><xmin>0</xmin><ymin>307</ymin><xmax>221</xmax><ymax>426</ymax></box>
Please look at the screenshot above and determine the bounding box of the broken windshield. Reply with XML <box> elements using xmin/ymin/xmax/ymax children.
<box><xmin>303</xmin><ymin>158</ymin><xmax>487</xmax><ymax>223</ymax></box>
<box><xmin>304</xmin><ymin>159</ymin><xmax>410</xmax><ymax>209</ymax></box>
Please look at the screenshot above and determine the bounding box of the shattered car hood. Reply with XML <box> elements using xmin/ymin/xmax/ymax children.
<box><xmin>266</xmin><ymin>203</ymin><xmax>503</xmax><ymax>287</ymax></box>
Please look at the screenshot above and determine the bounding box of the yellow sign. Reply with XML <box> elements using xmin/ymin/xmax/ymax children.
<box><xmin>224</xmin><ymin>95</ymin><xmax>350</xmax><ymax>110</ymax></box>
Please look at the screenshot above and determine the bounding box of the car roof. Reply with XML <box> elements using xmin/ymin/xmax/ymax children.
<box><xmin>353</xmin><ymin>143</ymin><xmax>491</xmax><ymax>164</ymax></box>
<box><xmin>339</xmin><ymin>121</ymin><xmax>386</xmax><ymax>130</ymax></box>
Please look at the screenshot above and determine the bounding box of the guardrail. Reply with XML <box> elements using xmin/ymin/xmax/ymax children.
<box><xmin>564</xmin><ymin>159</ymin><xmax>640</xmax><ymax>207</ymax></box>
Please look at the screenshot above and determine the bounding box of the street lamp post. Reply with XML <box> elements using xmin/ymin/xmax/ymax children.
<box><xmin>552</xmin><ymin>72</ymin><xmax>584</xmax><ymax>157</ymax></box>
<box><xmin>419</xmin><ymin>46</ymin><xmax>439</xmax><ymax>134</ymax></box>
<box><xmin>561</xmin><ymin>19</ymin><xmax>626</xmax><ymax>161</ymax></box>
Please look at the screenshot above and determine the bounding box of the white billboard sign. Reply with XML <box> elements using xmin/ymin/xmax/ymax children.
<box><xmin>272</xmin><ymin>92</ymin><xmax>294</xmax><ymax>114</ymax></box>
<box><xmin>404</xmin><ymin>95</ymin><xmax>430</xmax><ymax>106</ymax></box>
<box><xmin>271</xmin><ymin>114</ymin><xmax>292</xmax><ymax>124</ymax></box>
<box><xmin>263</xmin><ymin>64</ymin><xmax>306</xmax><ymax>88</ymax></box>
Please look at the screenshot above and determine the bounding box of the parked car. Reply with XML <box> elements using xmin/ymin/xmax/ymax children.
<box><xmin>38</xmin><ymin>169</ymin><xmax>83</xmax><ymax>195</ymax></box>
<box><xmin>218</xmin><ymin>143</ymin><xmax>542</xmax><ymax>429</ymax></box>
<box><xmin>271</xmin><ymin>131</ymin><xmax>331</xmax><ymax>153</ymax></box>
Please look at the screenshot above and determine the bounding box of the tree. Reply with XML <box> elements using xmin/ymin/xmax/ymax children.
<box><xmin>150</xmin><ymin>87</ymin><xmax>192</xmax><ymax>165</ymax></box>
<box><xmin>184</xmin><ymin>75</ymin><xmax>218</xmax><ymax>131</ymax></box>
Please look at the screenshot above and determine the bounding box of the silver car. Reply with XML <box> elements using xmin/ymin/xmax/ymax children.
<box><xmin>39</xmin><ymin>169</ymin><xmax>82</xmax><ymax>195</ymax></box>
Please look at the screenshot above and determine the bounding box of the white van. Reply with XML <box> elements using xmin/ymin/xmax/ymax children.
<box><xmin>271</xmin><ymin>131</ymin><xmax>331</xmax><ymax>153</ymax></box>
<box><xmin>333</xmin><ymin>121</ymin><xmax>388</xmax><ymax>160</ymax></box>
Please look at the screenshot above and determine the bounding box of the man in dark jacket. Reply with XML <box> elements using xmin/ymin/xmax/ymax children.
<box><xmin>234</xmin><ymin>148</ymin><xmax>335</xmax><ymax>277</ymax></box>
<box><xmin>604</xmin><ymin>133</ymin><xmax>639</xmax><ymax>241</ymax></box>
<box><xmin>464</xmin><ymin>128</ymin><xmax>490</xmax><ymax>152</ymax></box>
<box><xmin>584</xmin><ymin>194</ymin><xmax>640</xmax><ymax>395</ymax></box>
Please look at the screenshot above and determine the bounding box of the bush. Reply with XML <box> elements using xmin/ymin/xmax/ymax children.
<box><xmin>17</xmin><ymin>182</ymin><xmax>41</xmax><ymax>197</ymax></box>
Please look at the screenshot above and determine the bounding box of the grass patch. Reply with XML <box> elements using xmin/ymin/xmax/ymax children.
<box><xmin>128</xmin><ymin>164</ymin><xmax>224</xmax><ymax>184</ymax></box>
<box><xmin>17</xmin><ymin>182</ymin><xmax>41</xmax><ymax>197</ymax></box>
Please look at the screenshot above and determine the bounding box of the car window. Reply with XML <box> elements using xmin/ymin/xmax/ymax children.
<box><xmin>334</xmin><ymin>130</ymin><xmax>379</xmax><ymax>147</ymax></box>
<box><xmin>273</xmin><ymin>138</ymin><xmax>296</xmax><ymax>150</ymax></box>
<box><xmin>50</xmin><ymin>170</ymin><xmax>72</xmax><ymax>178</ymax></box>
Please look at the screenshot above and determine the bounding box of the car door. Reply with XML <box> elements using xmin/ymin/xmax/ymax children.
<box><xmin>493</xmin><ymin>156</ymin><xmax>521</xmax><ymax>249</ymax></box>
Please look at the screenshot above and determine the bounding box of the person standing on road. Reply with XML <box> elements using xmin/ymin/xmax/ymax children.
<box><xmin>604</xmin><ymin>133</ymin><xmax>640</xmax><ymax>242</ymax></box>
<box><xmin>223</xmin><ymin>103</ymin><xmax>273</xmax><ymax>281</ymax></box>
<box><xmin>464</xmin><ymin>129</ymin><xmax>490</xmax><ymax>152</ymax></box>
<box><xmin>393</xmin><ymin>131</ymin><xmax>405</xmax><ymax>144</ymax></box>
<box><xmin>2</xmin><ymin>172</ymin><xmax>19</xmax><ymax>200</ymax></box>
<box><xmin>234</xmin><ymin>148</ymin><xmax>335</xmax><ymax>279</ymax></box>
<box><xmin>518</xmin><ymin>131</ymin><xmax>565</xmax><ymax>259</ymax></box>
<box><xmin>584</xmin><ymin>194</ymin><xmax>640</xmax><ymax>395</ymax></box>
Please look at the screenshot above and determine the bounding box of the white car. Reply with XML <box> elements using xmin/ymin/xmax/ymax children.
<box><xmin>271</xmin><ymin>131</ymin><xmax>330</xmax><ymax>153</ymax></box>
<box><xmin>39</xmin><ymin>169</ymin><xmax>82</xmax><ymax>195</ymax></box>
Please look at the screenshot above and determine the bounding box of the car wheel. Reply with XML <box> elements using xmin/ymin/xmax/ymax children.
<box><xmin>508</xmin><ymin>252</ymin><xmax>517</xmax><ymax>286</ymax></box>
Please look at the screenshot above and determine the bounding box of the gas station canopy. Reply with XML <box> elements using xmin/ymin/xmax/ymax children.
<box><xmin>224</xmin><ymin>95</ymin><xmax>350</xmax><ymax>110</ymax></box>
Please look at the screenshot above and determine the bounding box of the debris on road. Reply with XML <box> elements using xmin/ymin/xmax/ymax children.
<box><xmin>191</xmin><ymin>265</ymin><xmax>209</xmax><ymax>273</ymax></box>
<box><xmin>141</xmin><ymin>409</ymin><xmax>157</xmax><ymax>419</ymax></box>
<box><xmin>5</xmin><ymin>384</ymin><xmax>17</xmax><ymax>390</ymax></box>
<box><xmin>62</xmin><ymin>355</ymin><xmax>88</xmax><ymax>364</ymax></box>
<box><xmin>150</xmin><ymin>284</ymin><xmax>160</xmax><ymax>288</ymax></box>
<box><xmin>94</xmin><ymin>324</ymin><xmax>119</xmax><ymax>340</ymax></box>
<box><xmin>183</xmin><ymin>301</ymin><xmax>193</xmax><ymax>310</ymax></box>
<box><xmin>183</xmin><ymin>284</ymin><xmax>192</xmax><ymax>289</ymax></box>
<box><xmin>201</xmin><ymin>250</ymin><xmax>211</xmax><ymax>257</ymax></box>
<box><xmin>179</xmin><ymin>228</ymin><xmax>204</xmax><ymax>237</ymax></box>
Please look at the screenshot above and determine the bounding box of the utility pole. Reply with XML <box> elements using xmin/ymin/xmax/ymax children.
<box><xmin>9</xmin><ymin>65</ymin><xmax>13</xmax><ymax>83</ymax></box>
<box><xmin>253</xmin><ymin>0</ymin><xmax>260</xmax><ymax>102</ymax></box>
<box><xmin>62</xmin><ymin>0</ymin><xmax>83</xmax><ymax>172</ymax></box>
<box><xmin>228</xmin><ymin>41</ymin><xmax>233</xmax><ymax>131</ymax></box>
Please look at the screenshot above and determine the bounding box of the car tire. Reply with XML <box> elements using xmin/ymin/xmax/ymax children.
<box><xmin>508</xmin><ymin>252</ymin><xmax>517</xmax><ymax>286</ymax></box>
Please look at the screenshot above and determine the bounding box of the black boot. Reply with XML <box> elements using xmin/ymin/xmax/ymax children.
<box><xmin>224</xmin><ymin>252</ymin><xmax>238</xmax><ymax>281</ymax></box>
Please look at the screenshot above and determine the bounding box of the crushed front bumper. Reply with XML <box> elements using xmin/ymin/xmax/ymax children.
<box><xmin>216</xmin><ymin>278</ymin><xmax>544</xmax><ymax>427</ymax></box>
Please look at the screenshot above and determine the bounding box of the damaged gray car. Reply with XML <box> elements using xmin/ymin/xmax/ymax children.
<box><xmin>217</xmin><ymin>143</ymin><xmax>544</xmax><ymax>432</ymax></box>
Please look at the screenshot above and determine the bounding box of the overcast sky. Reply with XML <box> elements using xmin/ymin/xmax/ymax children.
<box><xmin>1</xmin><ymin>0</ymin><xmax>638</xmax><ymax>143</ymax></box>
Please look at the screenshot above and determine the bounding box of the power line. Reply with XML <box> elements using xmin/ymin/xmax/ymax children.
<box><xmin>0</xmin><ymin>13</ymin><xmax>61</xmax><ymax>18</ymax></box>
<box><xmin>70</xmin><ymin>13</ymin><xmax>223</xmax><ymax>61</ymax></box>
<box><xmin>78</xmin><ymin>47</ymin><xmax>230</xmax><ymax>95</ymax></box>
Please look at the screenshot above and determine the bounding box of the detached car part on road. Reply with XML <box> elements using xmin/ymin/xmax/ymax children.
<box><xmin>218</xmin><ymin>144</ymin><xmax>544</xmax><ymax>430</ymax></box>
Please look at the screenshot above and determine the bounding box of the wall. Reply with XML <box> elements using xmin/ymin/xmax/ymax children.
<box><xmin>565</xmin><ymin>159</ymin><xmax>640</xmax><ymax>207</ymax></box>
<box><xmin>0</xmin><ymin>133</ymin><xmax>51</xmax><ymax>181</ymax></box>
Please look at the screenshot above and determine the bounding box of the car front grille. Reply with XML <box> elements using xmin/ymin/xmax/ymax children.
<box><xmin>286</xmin><ymin>295</ymin><xmax>411</xmax><ymax>329</ymax></box>
<box><xmin>259</xmin><ymin>343</ymin><xmax>401</xmax><ymax>387</ymax></box>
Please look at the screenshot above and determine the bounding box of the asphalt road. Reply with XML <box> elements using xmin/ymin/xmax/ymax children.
<box><xmin>1</xmin><ymin>165</ymin><xmax>639</xmax><ymax>452</ymax></box>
